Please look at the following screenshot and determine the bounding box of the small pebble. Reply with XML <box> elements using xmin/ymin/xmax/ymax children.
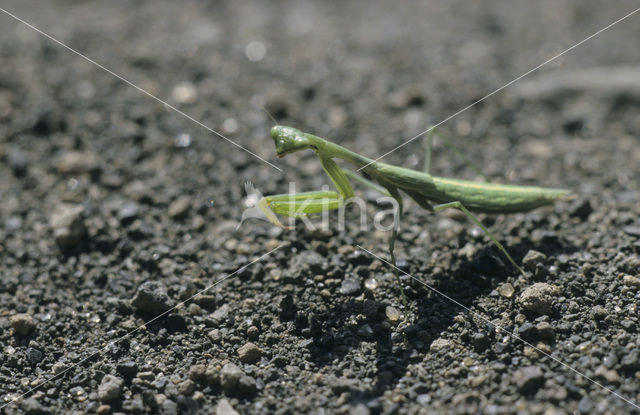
<box><xmin>496</xmin><ymin>282</ymin><xmax>515</xmax><ymax>298</ymax></box>
<box><xmin>205</xmin><ymin>365</ymin><xmax>220</xmax><ymax>386</ymax></box>
<box><xmin>512</xmin><ymin>365</ymin><xmax>544</xmax><ymax>393</ymax></box>
<box><xmin>535</xmin><ymin>321</ymin><xmax>555</xmax><ymax>342</ymax></box>
<box><xmin>131</xmin><ymin>281</ymin><xmax>174</xmax><ymax>314</ymax></box>
<box><xmin>522</xmin><ymin>250</ymin><xmax>547</xmax><ymax>272</ymax></box>
<box><xmin>237</xmin><ymin>342</ymin><xmax>262</xmax><ymax>364</ymax></box>
<box><xmin>178</xmin><ymin>379</ymin><xmax>196</xmax><ymax>396</ymax></box>
<box><xmin>123</xmin><ymin>395</ymin><xmax>146</xmax><ymax>412</ymax></box>
<box><xmin>357</xmin><ymin>324</ymin><xmax>374</xmax><ymax>338</ymax></box>
<box><xmin>603</xmin><ymin>353</ymin><xmax>618</xmax><ymax>369</ymax></box>
<box><xmin>168</xmin><ymin>196</ymin><xmax>191</xmax><ymax>219</ymax></box>
<box><xmin>385</xmin><ymin>306</ymin><xmax>401</xmax><ymax>322</ymax></box>
<box><xmin>50</xmin><ymin>204</ymin><xmax>86</xmax><ymax>250</ymax></box>
<box><xmin>98</xmin><ymin>375</ymin><xmax>124</xmax><ymax>402</ymax></box>
<box><xmin>54</xmin><ymin>150</ymin><xmax>99</xmax><ymax>174</ymax></box>
<box><xmin>472</xmin><ymin>332</ymin><xmax>490</xmax><ymax>352</ymax></box>
<box><xmin>211</xmin><ymin>303</ymin><xmax>230</xmax><ymax>322</ymax></box>
<box><xmin>21</xmin><ymin>397</ymin><xmax>47</xmax><ymax>415</ymax></box>
<box><xmin>595</xmin><ymin>365</ymin><xmax>620</xmax><ymax>384</ymax></box>
<box><xmin>172</xmin><ymin>82</ymin><xmax>198</xmax><ymax>104</ymax></box>
<box><xmin>340</xmin><ymin>278</ymin><xmax>361</xmax><ymax>296</ymax></box>
<box><xmin>220</xmin><ymin>363</ymin><xmax>243</xmax><ymax>390</ymax></box>
<box><xmin>118</xmin><ymin>202</ymin><xmax>139</xmax><ymax>225</ymax></box>
<box><xmin>470</xmin><ymin>375</ymin><xmax>487</xmax><ymax>388</ymax></box>
<box><xmin>577</xmin><ymin>397</ymin><xmax>594</xmax><ymax>413</ymax></box>
<box><xmin>429</xmin><ymin>338</ymin><xmax>452</xmax><ymax>352</ymax></box>
<box><xmin>52</xmin><ymin>362</ymin><xmax>66</xmax><ymax>375</ymax></box>
<box><xmin>621</xmin><ymin>274</ymin><xmax>640</xmax><ymax>288</ymax></box>
<box><xmin>116</xmin><ymin>361</ymin><xmax>138</xmax><ymax>379</ymax></box>
<box><xmin>237</xmin><ymin>375</ymin><xmax>258</xmax><ymax>396</ymax></box>
<box><xmin>162</xmin><ymin>399</ymin><xmax>178</xmax><ymax>415</ymax></box>
<box><xmin>590</xmin><ymin>305</ymin><xmax>608</xmax><ymax>321</ymax></box>
<box><xmin>10</xmin><ymin>313</ymin><xmax>36</xmax><ymax>336</ymax></box>
<box><xmin>8</xmin><ymin>148</ymin><xmax>29</xmax><ymax>176</ymax></box>
<box><xmin>517</xmin><ymin>322</ymin><xmax>536</xmax><ymax>340</ymax></box>
<box><xmin>189</xmin><ymin>364</ymin><xmax>207</xmax><ymax>383</ymax></box>
<box><xmin>4</xmin><ymin>216</ymin><xmax>22</xmax><ymax>231</ymax></box>
<box><xmin>364</xmin><ymin>278</ymin><xmax>378</xmax><ymax>290</ymax></box>
<box><xmin>96</xmin><ymin>404</ymin><xmax>111</xmax><ymax>414</ymax></box>
<box><xmin>207</xmin><ymin>329</ymin><xmax>221</xmax><ymax>343</ymax></box>
<box><xmin>246</xmin><ymin>325</ymin><xmax>259</xmax><ymax>340</ymax></box>
<box><xmin>27</xmin><ymin>347</ymin><xmax>44</xmax><ymax>364</ymax></box>
<box><xmin>216</xmin><ymin>398</ymin><xmax>240</xmax><ymax>415</ymax></box>
<box><xmin>517</xmin><ymin>283</ymin><xmax>560</xmax><ymax>315</ymax></box>
<box><xmin>622</xmin><ymin>226</ymin><xmax>640</xmax><ymax>237</ymax></box>
<box><xmin>620</xmin><ymin>349</ymin><xmax>640</xmax><ymax>371</ymax></box>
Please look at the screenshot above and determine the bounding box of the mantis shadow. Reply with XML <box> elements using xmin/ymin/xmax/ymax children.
<box><xmin>298</xmin><ymin>237</ymin><xmax>576</xmax><ymax>405</ymax></box>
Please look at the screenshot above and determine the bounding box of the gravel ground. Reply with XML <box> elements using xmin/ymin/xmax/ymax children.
<box><xmin>1</xmin><ymin>1</ymin><xmax>640</xmax><ymax>414</ymax></box>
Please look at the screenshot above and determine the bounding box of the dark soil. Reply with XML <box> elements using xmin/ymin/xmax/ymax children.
<box><xmin>1</xmin><ymin>1</ymin><xmax>640</xmax><ymax>414</ymax></box>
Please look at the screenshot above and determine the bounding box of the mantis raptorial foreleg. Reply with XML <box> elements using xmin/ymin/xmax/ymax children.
<box><xmin>433</xmin><ymin>201</ymin><xmax>525</xmax><ymax>274</ymax></box>
<box><xmin>257</xmin><ymin>155</ymin><xmax>353</xmax><ymax>225</ymax></box>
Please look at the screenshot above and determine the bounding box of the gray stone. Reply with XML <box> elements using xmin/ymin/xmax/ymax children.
<box><xmin>211</xmin><ymin>304</ymin><xmax>230</xmax><ymax>323</ymax></box>
<box><xmin>27</xmin><ymin>347</ymin><xmax>44</xmax><ymax>364</ymax></box>
<box><xmin>517</xmin><ymin>283</ymin><xmax>560</xmax><ymax>315</ymax></box>
<box><xmin>220</xmin><ymin>363</ymin><xmax>243</xmax><ymax>390</ymax></box>
<box><xmin>340</xmin><ymin>278</ymin><xmax>361</xmax><ymax>295</ymax></box>
<box><xmin>10</xmin><ymin>313</ymin><xmax>36</xmax><ymax>336</ymax></box>
<box><xmin>161</xmin><ymin>399</ymin><xmax>178</xmax><ymax>415</ymax></box>
<box><xmin>620</xmin><ymin>349</ymin><xmax>640</xmax><ymax>371</ymax></box>
<box><xmin>131</xmin><ymin>281</ymin><xmax>174</xmax><ymax>314</ymax></box>
<box><xmin>54</xmin><ymin>150</ymin><xmax>99</xmax><ymax>174</ymax></box>
<box><xmin>237</xmin><ymin>342</ymin><xmax>262</xmax><ymax>364</ymax></box>
<box><xmin>118</xmin><ymin>202</ymin><xmax>139</xmax><ymax>224</ymax></box>
<box><xmin>429</xmin><ymin>338</ymin><xmax>452</xmax><ymax>352</ymax></box>
<box><xmin>178</xmin><ymin>379</ymin><xmax>195</xmax><ymax>395</ymax></box>
<box><xmin>50</xmin><ymin>204</ymin><xmax>86</xmax><ymax>250</ymax></box>
<box><xmin>98</xmin><ymin>375</ymin><xmax>124</xmax><ymax>402</ymax></box>
<box><xmin>216</xmin><ymin>398</ymin><xmax>239</xmax><ymax>415</ymax></box>
<box><xmin>512</xmin><ymin>366</ymin><xmax>544</xmax><ymax>393</ymax></box>
<box><xmin>168</xmin><ymin>196</ymin><xmax>191</xmax><ymax>219</ymax></box>
<box><xmin>522</xmin><ymin>250</ymin><xmax>547</xmax><ymax>272</ymax></box>
<box><xmin>21</xmin><ymin>397</ymin><xmax>47</xmax><ymax>415</ymax></box>
<box><xmin>188</xmin><ymin>364</ymin><xmax>207</xmax><ymax>382</ymax></box>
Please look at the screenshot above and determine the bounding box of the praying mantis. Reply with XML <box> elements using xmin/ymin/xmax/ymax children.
<box><xmin>255</xmin><ymin>125</ymin><xmax>571</xmax><ymax>303</ymax></box>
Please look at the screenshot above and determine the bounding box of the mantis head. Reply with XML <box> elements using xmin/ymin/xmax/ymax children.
<box><xmin>271</xmin><ymin>125</ymin><xmax>313</xmax><ymax>157</ymax></box>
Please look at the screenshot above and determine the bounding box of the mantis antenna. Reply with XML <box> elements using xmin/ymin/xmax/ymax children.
<box><xmin>261</xmin><ymin>106</ymin><xmax>278</xmax><ymax>126</ymax></box>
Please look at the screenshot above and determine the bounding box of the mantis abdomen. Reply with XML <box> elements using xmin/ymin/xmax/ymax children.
<box><xmin>372</xmin><ymin>162</ymin><xmax>570</xmax><ymax>214</ymax></box>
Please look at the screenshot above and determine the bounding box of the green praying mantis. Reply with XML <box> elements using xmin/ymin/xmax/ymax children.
<box><xmin>254</xmin><ymin>125</ymin><xmax>571</xmax><ymax>303</ymax></box>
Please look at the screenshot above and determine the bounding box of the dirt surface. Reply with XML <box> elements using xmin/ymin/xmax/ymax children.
<box><xmin>1</xmin><ymin>1</ymin><xmax>640</xmax><ymax>414</ymax></box>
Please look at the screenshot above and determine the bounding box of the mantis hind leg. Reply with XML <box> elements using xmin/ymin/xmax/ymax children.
<box><xmin>433</xmin><ymin>201</ymin><xmax>525</xmax><ymax>274</ymax></box>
